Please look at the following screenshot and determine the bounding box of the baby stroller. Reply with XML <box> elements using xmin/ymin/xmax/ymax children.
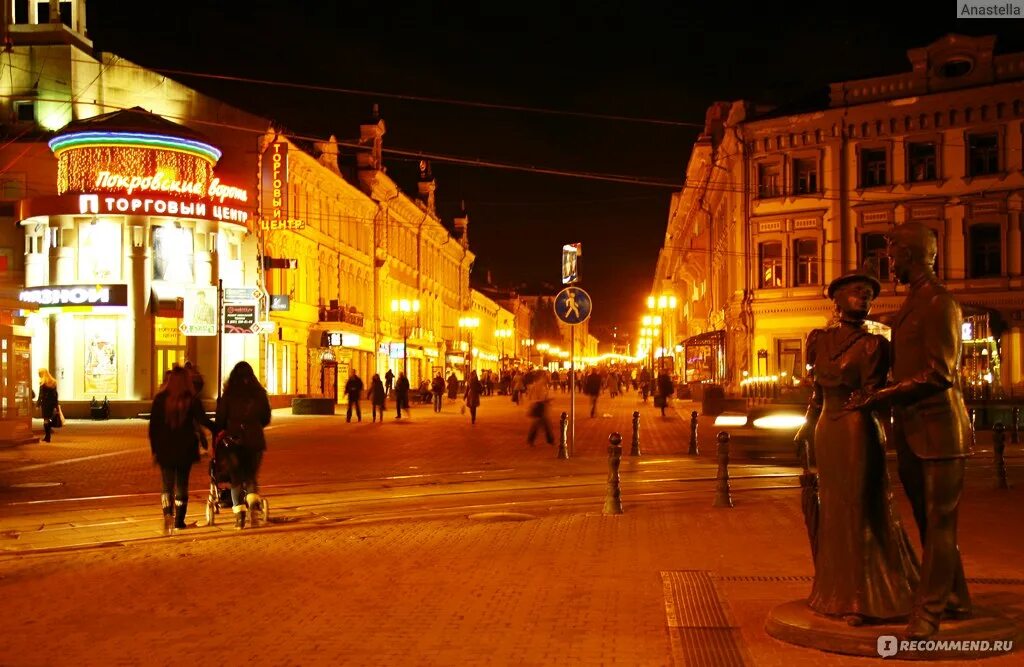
<box><xmin>205</xmin><ymin>433</ymin><xmax>270</xmax><ymax>527</ymax></box>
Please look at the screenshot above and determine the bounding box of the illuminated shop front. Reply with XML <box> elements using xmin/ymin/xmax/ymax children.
<box><xmin>16</xmin><ymin>109</ymin><xmax>253</xmax><ymax>412</ymax></box>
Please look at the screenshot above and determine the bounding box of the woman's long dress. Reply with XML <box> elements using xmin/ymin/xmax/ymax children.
<box><xmin>807</xmin><ymin>322</ymin><xmax>920</xmax><ymax>621</ymax></box>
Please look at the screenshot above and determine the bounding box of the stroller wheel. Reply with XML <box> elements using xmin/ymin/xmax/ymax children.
<box><xmin>205</xmin><ymin>500</ymin><xmax>215</xmax><ymax>526</ymax></box>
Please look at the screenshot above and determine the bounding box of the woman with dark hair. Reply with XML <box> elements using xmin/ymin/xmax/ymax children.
<box><xmin>368</xmin><ymin>373</ymin><xmax>386</xmax><ymax>422</ymax></box>
<box><xmin>37</xmin><ymin>368</ymin><xmax>59</xmax><ymax>442</ymax></box>
<box><xmin>149</xmin><ymin>366</ymin><xmax>215</xmax><ymax>533</ymax></box>
<box><xmin>216</xmin><ymin>361</ymin><xmax>272</xmax><ymax>529</ymax></box>
<box><xmin>463</xmin><ymin>370</ymin><xmax>483</xmax><ymax>425</ymax></box>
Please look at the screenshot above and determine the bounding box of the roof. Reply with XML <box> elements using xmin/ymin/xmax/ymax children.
<box><xmin>53</xmin><ymin>107</ymin><xmax>212</xmax><ymax>144</ymax></box>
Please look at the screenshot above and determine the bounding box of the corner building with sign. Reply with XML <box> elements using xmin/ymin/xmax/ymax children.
<box><xmin>0</xmin><ymin>8</ymin><xmax>272</xmax><ymax>413</ymax></box>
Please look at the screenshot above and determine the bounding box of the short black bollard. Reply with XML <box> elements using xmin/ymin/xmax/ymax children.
<box><xmin>1012</xmin><ymin>406</ymin><xmax>1020</xmax><ymax>445</ymax></box>
<box><xmin>993</xmin><ymin>422</ymin><xmax>1010</xmax><ymax>490</ymax></box>
<box><xmin>713</xmin><ymin>431</ymin><xmax>733</xmax><ymax>508</ymax></box>
<box><xmin>630</xmin><ymin>411</ymin><xmax>641</xmax><ymax>457</ymax></box>
<box><xmin>604</xmin><ymin>432</ymin><xmax>624</xmax><ymax>515</ymax></box>
<box><xmin>689</xmin><ymin>410</ymin><xmax>700</xmax><ymax>455</ymax></box>
<box><xmin>558</xmin><ymin>411</ymin><xmax>569</xmax><ymax>460</ymax></box>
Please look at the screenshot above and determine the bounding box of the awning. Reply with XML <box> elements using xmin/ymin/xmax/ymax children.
<box><xmin>150</xmin><ymin>285</ymin><xmax>184</xmax><ymax>318</ymax></box>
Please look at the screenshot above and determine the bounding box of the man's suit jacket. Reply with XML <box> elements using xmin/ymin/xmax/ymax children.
<box><xmin>889</xmin><ymin>275</ymin><xmax>972</xmax><ymax>460</ymax></box>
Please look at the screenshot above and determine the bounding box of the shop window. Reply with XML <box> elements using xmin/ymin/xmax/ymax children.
<box><xmin>759</xmin><ymin>241</ymin><xmax>783</xmax><ymax>288</ymax></box>
<box><xmin>860</xmin><ymin>232</ymin><xmax>891</xmax><ymax>282</ymax></box>
<box><xmin>793</xmin><ymin>158</ymin><xmax>818</xmax><ymax>195</ymax></box>
<box><xmin>793</xmin><ymin>238</ymin><xmax>819</xmax><ymax>286</ymax></box>
<box><xmin>907</xmin><ymin>142</ymin><xmax>938</xmax><ymax>182</ymax></box>
<box><xmin>152</xmin><ymin>226</ymin><xmax>194</xmax><ymax>283</ymax></box>
<box><xmin>757</xmin><ymin>163</ymin><xmax>781</xmax><ymax>198</ymax></box>
<box><xmin>968</xmin><ymin>133</ymin><xmax>999</xmax><ymax>176</ymax></box>
<box><xmin>78</xmin><ymin>220</ymin><xmax>122</xmax><ymax>282</ymax></box>
<box><xmin>859</xmin><ymin>148</ymin><xmax>888</xmax><ymax>187</ymax></box>
<box><xmin>969</xmin><ymin>224</ymin><xmax>1002</xmax><ymax>278</ymax></box>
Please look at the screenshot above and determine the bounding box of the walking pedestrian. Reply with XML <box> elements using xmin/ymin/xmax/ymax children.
<box><xmin>344</xmin><ymin>369</ymin><xmax>364</xmax><ymax>422</ymax></box>
<box><xmin>511</xmin><ymin>370</ymin><xmax>525</xmax><ymax>404</ymax></box>
<box><xmin>36</xmin><ymin>369</ymin><xmax>59</xmax><ymax>442</ymax></box>
<box><xmin>656</xmin><ymin>370</ymin><xmax>674</xmax><ymax>417</ymax></box>
<box><xmin>446</xmin><ymin>371</ymin><xmax>459</xmax><ymax>400</ymax></box>
<box><xmin>431</xmin><ymin>373</ymin><xmax>445</xmax><ymax>413</ymax></box>
<box><xmin>183</xmin><ymin>361</ymin><xmax>209</xmax><ymax>449</ymax></box>
<box><xmin>149</xmin><ymin>367</ymin><xmax>215</xmax><ymax>534</ymax></box>
<box><xmin>216</xmin><ymin>361</ymin><xmax>272</xmax><ymax>530</ymax></box>
<box><xmin>368</xmin><ymin>374</ymin><xmax>386</xmax><ymax>422</ymax></box>
<box><xmin>526</xmin><ymin>373</ymin><xmax>554</xmax><ymax>446</ymax></box>
<box><xmin>394</xmin><ymin>371</ymin><xmax>411</xmax><ymax>419</ymax></box>
<box><xmin>464</xmin><ymin>370</ymin><xmax>483</xmax><ymax>424</ymax></box>
<box><xmin>384</xmin><ymin>368</ymin><xmax>395</xmax><ymax>397</ymax></box>
<box><xmin>584</xmin><ymin>369</ymin><xmax>602</xmax><ymax>418</ymax></box>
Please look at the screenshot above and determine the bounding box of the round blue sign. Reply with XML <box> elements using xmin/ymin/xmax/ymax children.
<box><xmin>554</xmin><ymin>287</ymin><xmax>592</xmax><ymax>325</ymax></box>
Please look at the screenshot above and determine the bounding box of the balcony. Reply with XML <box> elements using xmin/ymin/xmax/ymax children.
<box><xmin>318</xmin><ymin>301</ymin><xmax>364</xmax><ymax>327</ymax></box>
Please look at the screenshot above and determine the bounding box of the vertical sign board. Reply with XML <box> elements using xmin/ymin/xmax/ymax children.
<box><xmin>262</xmin><ymin>141</ymin><xmax>288</xmax><ymax>227</ymax></box>
<box><xmin>222</xmin><ymin>287</ymin><xmax>261</xmax><ymax>334</ymax></box>
<box><xmin>562</xmin><ymin>243</ymin><xmax>581</xmax><ymax>285</ymax></box>
<box><xmin>180</xmin><ymin>286</ymin><xmax>218</xmax><ymax>336</ymax></box>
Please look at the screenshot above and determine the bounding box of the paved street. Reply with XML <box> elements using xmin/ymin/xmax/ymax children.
<box><xmin>1</xmin><ymin>393</ymin><xmax>1022</xmax><ymax>665</ymax></box>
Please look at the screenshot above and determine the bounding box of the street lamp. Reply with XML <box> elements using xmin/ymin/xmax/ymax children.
<box><xmin>458</xmin><ymin>315</ymin><xmax>480</xmax><ymax>377</ymax></box>
<box><xmin>536</xmin><ymin>342</ymin><xmax>550</xmax><ymax>370</ymax></box>
<box><xmin>390</xmin><ymin>298</ymin><xmax>420</xmax><ymax>378</ymax></box>
<box><xmin>521</xmin><ymin>338</ymin><xmax>534</xmax><ymax>367</ymax></box>
<box><xmin>646</xmin><ymin>294</ymin><xmax>677</xmax><ymax>375</ymax></box>
<box><xmin>495</xmin><ymin>328</ymin><xmax>513</xmax><ymax>371</ymax></box>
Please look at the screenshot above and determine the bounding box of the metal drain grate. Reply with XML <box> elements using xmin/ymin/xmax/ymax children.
<box><xmin>713</xmin><ymin>574</ymin><xmax>1024</xmax><ymax>586</ymax></box>
<box><xmin>661</xmin><ymin>571</ymin><xmax>750</xmax><ymax>666</ymax></box>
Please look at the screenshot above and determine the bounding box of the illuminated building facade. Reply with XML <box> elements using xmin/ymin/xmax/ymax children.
<box><xmin>657</xmin><ymin>34</ymin><xmax>1024</xmax><ymax>396</ymax></box>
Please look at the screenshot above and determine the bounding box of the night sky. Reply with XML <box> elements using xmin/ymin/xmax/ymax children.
<box><xmin>86</xmin><ymin>1</ymin><xmax>1024</xmax><ymax>336</ymax></box>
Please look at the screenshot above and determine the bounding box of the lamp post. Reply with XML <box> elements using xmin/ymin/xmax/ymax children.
<box><xmin>537</xmin><ymin>342</ymin><xmax>550</xmax><ymax>370</ymax></box>
<box><xmin>390</xmin><ymin>298</ymin><xmax>420</xmax><ymax>378</ymax></box>
<box><xmin>458</xmin><ymin>315</ymin><xmax>480</xmax><ymax>378</ymax></box>
<box><xmin>641</xmin><ymin>316</ymin><xmax>661</xmax><ymax>380</ymax></box>
<box><xmin>647</xmin><ymin>295</ymin><xmax>677</xmax><ymax>375</ymax></box>
<box><xmin>495</xmin><ymin>328</ymin><xmax>513</xmax><ymax>371</ymax></box>
<box><xmin>521</xmin><ymin>338</ymin><xmax>534</xmax><ymax>368</ymax></box>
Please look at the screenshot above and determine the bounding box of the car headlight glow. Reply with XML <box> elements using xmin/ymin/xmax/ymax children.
<box><xmin>751</xmin><ymin>414</ymin><xmax>806</xmax><ymax>430</ymax></box>
<box><xmin>714</xmin><ymin>414</ymin><xmax>748</xmax><ymax>427</ymax></box>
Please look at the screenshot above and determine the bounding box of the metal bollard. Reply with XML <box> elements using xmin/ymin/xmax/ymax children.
<box><xmin>1012</xmin><ymin>406</ymin><xmax>1020</xmax><ymax>445</ymax></box>
<box><xmin>558</xmin><ymin>411</ymin><xmax>569</xmax><ymax>460</ymax></box>
<box><xmin>993</xmin><ymin>422</ymin><xmax>1009</xmax><ymax>490</ymax></box>
<box><xmin>969</xmin><ymin>408</ymin><xmax>978</xmax><ymax>450</ymax></box>
<box><xmin>689</xmin><ymin>410</ymin><xmax>700</xmax><ymax>455</ymax></box>
<box><xmin>713</xmin><ymin>431</ymin><xmax>734</xmax><ymax>508</ymax></box>
<box><xmin>603</xmin><ymin>432</ymin><xmax>624</xmax><ymax>515</ymax></box>
<box><xmin>630</xmin><ymin>411</ymin><xmax>641</xmax><ymax>457</ymax></box>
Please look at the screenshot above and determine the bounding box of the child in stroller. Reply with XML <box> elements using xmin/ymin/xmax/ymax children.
<box><xmin>205</xmin><ymin>432</ymin><xmax>270</xmax><ymax>528</ymax></box>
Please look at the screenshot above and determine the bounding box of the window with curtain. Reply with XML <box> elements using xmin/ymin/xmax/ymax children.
<box><xmin>793</xmin><ymin>238</ymin><xmax>819</xmax><ymax>286</ymax></box>
<box><xmin>759</xmin><ymin>241</ymin><xmax>783</xmax><ymax>288</ymax></box>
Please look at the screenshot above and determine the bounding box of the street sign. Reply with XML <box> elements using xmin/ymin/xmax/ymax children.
<box><xmin>561</xmin><ymin>243</ymin><xmax>581</xmax><ymax>285</ymax></box>
<box><xmin>254</xmin><ymin>320</ymin><xmax>275</xmax><ymax>335</ymax></box>
<box><xmin>269</xmin><ymin>294</ymin><xmax>290</xmax><ymax>311</ymax></box>
<box><xmin>223</xmin><ymin>287</ymin><xmax>261</xmax><ymax>303</ymax></box>
<box><xmin>224</xmin><ymin>303</ymin><xmax>258</xmax><ymax>334</ymax></box>
<box><xmin>554</xmin><ymin>286</ymin><xmax>592</xmax><ymax>326</ymax></box>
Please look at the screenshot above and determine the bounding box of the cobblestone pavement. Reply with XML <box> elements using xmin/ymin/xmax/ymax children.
<box><xmin>1</xmin><ymin>392</ymin><xmax>1022</xmax><ymax>665</ymax></box>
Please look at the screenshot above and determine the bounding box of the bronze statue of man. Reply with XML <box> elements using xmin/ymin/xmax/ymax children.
<box><xmin>846</xmin><ymin>222</ymin><xmax>972</xmax><ymax>639</ymax></box>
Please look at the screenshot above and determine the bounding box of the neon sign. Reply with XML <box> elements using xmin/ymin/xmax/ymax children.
<box><xmin>20</xmin><ymin>284</ymin><xmax>129</xmax><ymax>311</ymax></box>
<box><xmin>78</xmin><ymin>194</ymin><xmax>249</xmax><ymax>224</ymax></box>
<box><xmin>261</xmin><ymin>140</ymin><xmax>304</xmax><ymax>231</ymax></box>
<box><xmin>91</xmin><ymin>171</ymin><xmax>248</xmax><ymax>202</ymax></box>
<box><xmin>49</xmin><ymin>131</ymin><xmax>222</xmax><ymax>163</ymax></box>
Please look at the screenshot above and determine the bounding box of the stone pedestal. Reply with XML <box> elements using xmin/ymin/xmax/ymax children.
<box><xmin>766</xmin><ymin>599</ymin><xmax>1021</xmax><ymax>660</ymax></box>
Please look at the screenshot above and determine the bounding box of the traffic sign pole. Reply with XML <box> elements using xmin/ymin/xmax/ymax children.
<box><xmin>217</xmin><ymin>278</ymin><xmax>223</xmax><ymax>400</ymax></box>
<box><xmin>569</xmin><ymin>325</ymin><xmax>575</xmax><ymax>457</ymax></box>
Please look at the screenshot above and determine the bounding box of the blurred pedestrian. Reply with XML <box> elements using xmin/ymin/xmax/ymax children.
<box><xmin>384</xmin><ymin>368</ymin><xmax>395</xmax><ymax>397</ymax></box>
<box><xmin>368</xmin><ymin>374</ymin><xmax>386</xmax><ymax>422</ymax></box>
<box><xmin>584</xmin><ymin>369</ymin><xmax>602</xmax><ymax>418</ymax></box>
<box><xmin>216</xmin><ymin>361</ymin><xmax>272</xmax><ymax>529</ymax></box>
<box><xmin>431</xmin><ymin>373</ymin><xmax>445</xmax><ymax>413</ymax></box>
<box><xmin>394</xmin><ymin>371</ymin><xmax>411</xmax><ymax>419</ymax></box>
<box><xmin>447</xmin><ymin>371</ymin><xmax>459</xmax><ymax>400</ymax></box>
<box><xmin>656</xmin><ymin>370</ymin><xmax>674</xmax><ymax>417</ymax></box>
<box><xmin>511</xmin><ymin>370</ymin><xmax>525</xmax><ymax>404</ymax></box>
<box><xmin>344</xmin><ymin>369</ymin><xmax>364</xmax><ymax>423</ymax></box>
<box><xmin>184</xmin><ymin>361</ymin><xmax>209</xmax><ymax>449</ymax></box>
<box><xmin>526</xmin><ymin>373</ymin><xmax>554</xmax><ymax>446</ymax></box>
<box><xmin>37</xmin><ymin>368</ymin><xmax>59</xmax><ymax>442</ymax></box>
<box><xmin>464</xmin><ymin>370</ymin><xmax>483</xmax><ymax>424</ymax></box>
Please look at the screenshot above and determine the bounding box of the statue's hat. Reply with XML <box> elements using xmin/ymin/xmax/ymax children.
<box><xmin>827</xmin><ymin>261</ymin><xmax>882</xmax><ymax>300</ymax></box>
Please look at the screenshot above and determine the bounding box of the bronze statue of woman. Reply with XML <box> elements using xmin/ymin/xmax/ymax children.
<box><xmin>795</xmin><ymin>268</ymin><xmax>920</xmax><ymax>625</ymax></box>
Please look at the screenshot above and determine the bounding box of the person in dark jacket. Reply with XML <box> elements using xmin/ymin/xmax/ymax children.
<box><xmin>583</xmin><ymin>370</ymin><xmax>602</xmax><ymax>418</ymax></box>
<box><xmin>344</xmin><ymin>369</ymin><xmax>364</xmax><ymax>423</ymax></box>
<box><xmin>656</xmin><ymin>371</ymin><xmax>674</xmax><ymax>417</ymax></box>
<box><xmin>149</xmin><ymin>367</ymin><xmax>215</xmax><ymax>533</ymax></box>
<box><xmin>464</xmin><ymin>370</ymin><xmax>483</xmax><ymax>424</ymax></box>
<box><xmin>37</xmin><ymin>368</ymin><xmax>59</xmax><ymax>442</ymax></box>
<box><xmin>431</xmin><ymin>373</ymin><xmax>446</xmax><ymax>413</ymax></box>
<box><xmin>384</xmin><ymin>369</ymin><xmax>395</xmax><ymax>397</ymax></box>
<box><xmin>368</xmin><ymin>374</ymin><xmax>386</xmax><ymax>422</ymax></box>
<box><xmin>446</xmin><ymin>372</ymin><xmax>459</xmax><ymax>400</ymax></box>
<box><xmin>216</xmin><ymin>361</ymin><xmax>272</xmax><ymax>529</ymax></box>
<box><xmin>394</xmin><ymin>371</ymin><xmax>411</xmax><ymax>419</ymax></box>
